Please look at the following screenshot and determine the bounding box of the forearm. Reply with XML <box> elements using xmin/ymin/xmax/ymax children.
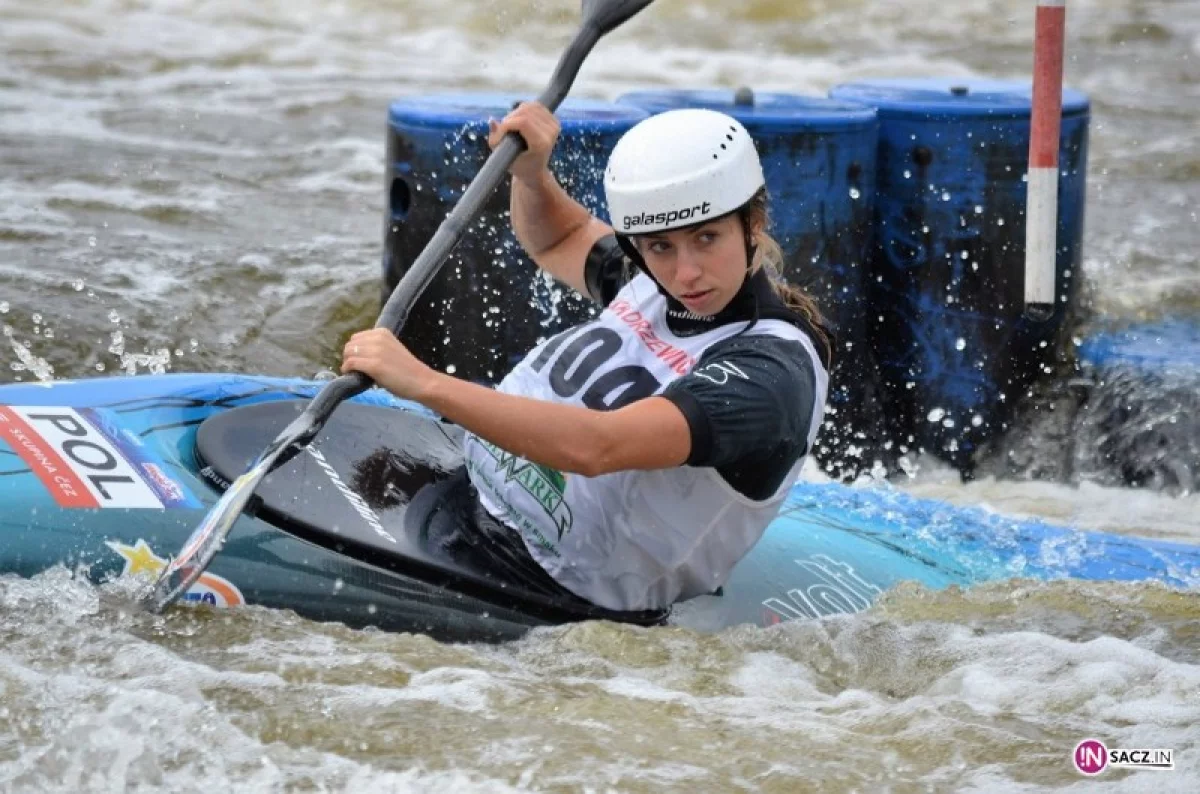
<box><xmin>346</xmin><ymin>325</ymin><xmax>686</xmax><ymax>473</ymax></box>
<box><xmin>420</xmin><ymin>371</ymin><xmax>613</xmax><ymax>475</ymax></box>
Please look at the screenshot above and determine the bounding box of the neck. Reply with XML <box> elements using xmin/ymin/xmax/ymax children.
<box><xmin>662</xmin><ymin>267</ymin><xmax>781</xmax><ymax>336</ymax></box>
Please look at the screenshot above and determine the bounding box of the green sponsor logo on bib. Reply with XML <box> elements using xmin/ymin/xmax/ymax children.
<box><xmin>477</xmin><ymin>440</ymin><xmax>573</xmax><ymax>540</ymax></box>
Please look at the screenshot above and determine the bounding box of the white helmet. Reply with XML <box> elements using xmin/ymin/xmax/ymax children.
<box><xmin>604</xmin><ymin>108</ymin><xmax>765</xmax><ymax>236</ymax></box>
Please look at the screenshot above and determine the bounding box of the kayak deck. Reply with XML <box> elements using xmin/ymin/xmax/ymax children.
<box><xmin>0</xmin><ymin>373</ymin><xmax>1195</xmax><ymax>641</ymax></box>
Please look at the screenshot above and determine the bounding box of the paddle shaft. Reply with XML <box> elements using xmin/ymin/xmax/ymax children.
<box><xmin>143</xmin><ymin>0</ymin><xmax>654</xmax><ymax>613</ymax></box>
<box><xmin>298</xmin><ymin>23</ymin><xmax>605</xmax><ymax>441</ymax></box>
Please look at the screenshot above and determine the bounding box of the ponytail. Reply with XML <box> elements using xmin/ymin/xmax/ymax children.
<box><xmin>738</xmin><ymin>189</ymin><xmax>833</xmax><ymax>364</ymax></box>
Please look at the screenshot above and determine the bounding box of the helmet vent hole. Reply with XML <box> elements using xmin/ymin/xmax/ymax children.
<box><xmin>726</xmin><ymin>134</ymin><xmax>734</xmax><ymax>141</ymax></box>
<box><xmin>720</xmin><ymin>143</ymin><xmax>727</xmax><ymax>150</ymax></box>
<box><xmin>712</xmin><ymin>154</ymin><xmax>719</xmax><ymax>160</ymax></box>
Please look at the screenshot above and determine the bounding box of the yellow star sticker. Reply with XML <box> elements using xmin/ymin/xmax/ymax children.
<box><xmin>105</xmin><ymin>539</ymin><xmax>167</xmax><ymax>577</ymax></box>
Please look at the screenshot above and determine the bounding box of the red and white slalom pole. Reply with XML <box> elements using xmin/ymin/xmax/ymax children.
<box><xmin>1023</xmin><ymin>0</ymin><xmax>1066</xmax><ymax>319</ymax></box>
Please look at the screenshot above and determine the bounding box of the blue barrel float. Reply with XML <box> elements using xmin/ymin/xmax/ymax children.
<box><xmin>829</xmin><ymin>78</ymin><xmax>1090</xmax><ymax>473</ymax></box>
<box><xmin>384</xmin><ymin>95</ymin><xmax>649</xmax><ymax>383</ymax></box>
<box><xmin>615</xmin><ymin>89</ymin><xmax>885</xmax><ymax>478</ymax></box>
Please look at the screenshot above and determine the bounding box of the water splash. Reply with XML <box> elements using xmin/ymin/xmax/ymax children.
<box><xmin>4</xmin><ymin>327</ymin><xmax>54</xmax><ymax>381</ymax></box>
<box><xmin>106</xmin><ymin>329</ymin><xmax>173</xmax><ymax>376</ymax></box>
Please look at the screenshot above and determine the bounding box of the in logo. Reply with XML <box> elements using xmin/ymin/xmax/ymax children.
<box><xmin>1073</xmin><ymin>739</ymin><xmax>1107</xmax><ymax>776</ymax></box>
<box><xmin>1073</xmin><ymin>739</ymin><xmax>1174</xmax><ymax>775</ymax></box>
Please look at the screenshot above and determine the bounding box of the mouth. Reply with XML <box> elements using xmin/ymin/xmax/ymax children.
<box><xmin>680</xmin><ymin>289</ymin><xmax>713</xmax><ymax>309</ymax></box>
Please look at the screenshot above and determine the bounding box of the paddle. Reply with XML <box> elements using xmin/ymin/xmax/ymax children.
<box><xmin>144</xmin><ymin>0</ymin><xmax>657</xmax><ymax>613</ymax></box>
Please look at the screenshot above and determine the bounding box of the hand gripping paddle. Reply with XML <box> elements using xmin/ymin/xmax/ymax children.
<box><xmin>144</xmin><ymin>0</ymin><xmax>657</xmax><ymax>613</ymax></box>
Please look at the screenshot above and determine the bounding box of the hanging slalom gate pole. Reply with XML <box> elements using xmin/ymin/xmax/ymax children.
<box><xmin>1023</xmin><ymin>0</ymin><xmax>1067</xmax><ymax>319</ymax></box>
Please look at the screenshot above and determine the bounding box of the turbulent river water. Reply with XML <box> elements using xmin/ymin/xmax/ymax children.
<box><xmin>1</xmin><ymin>0</ymin><xmax>1198</xmax><ymax>790</ymax></box>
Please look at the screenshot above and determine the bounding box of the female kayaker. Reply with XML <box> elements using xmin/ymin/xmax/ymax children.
<box><xmin>342</xmin><ymin>102</ymin><xmax>831</xmax><ymax>614</ymax></box>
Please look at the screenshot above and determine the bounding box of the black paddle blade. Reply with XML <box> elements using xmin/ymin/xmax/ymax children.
<box><xmin>581</xmin><ymin>0</ymin><xmax>655</xmax><ymax>34</ymax></box>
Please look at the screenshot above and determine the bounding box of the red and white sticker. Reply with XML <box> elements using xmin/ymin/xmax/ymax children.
<box><xmin>0</xmin><ymin>406</ymin><xmax>165</xmax><ymax>509</ymax></box>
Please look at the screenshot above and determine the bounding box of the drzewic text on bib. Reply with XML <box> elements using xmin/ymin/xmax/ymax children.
<box><xmin>463</xmin><ymin>274</ymin><xmax>828</xmax><ymax>611</ymax></box>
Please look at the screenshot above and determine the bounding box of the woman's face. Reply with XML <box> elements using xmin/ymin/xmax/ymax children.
<box><xmin>635</xmin><ymin>213</ymin><xmax>753</xmax><ymax>316</ymax></box>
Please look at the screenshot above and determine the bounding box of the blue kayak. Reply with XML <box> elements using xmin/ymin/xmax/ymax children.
<box><xmin>0</xmin><ymin>373</ymin><xmax>1195</xmax><ymax>640</ymax></box>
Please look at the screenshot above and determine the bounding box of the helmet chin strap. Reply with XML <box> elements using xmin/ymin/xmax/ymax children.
<box><xmin>742</xmin><ymin>221</ymin><xmax>758</xmax><ymax>275</ymax></box>
<box><xmin>614</xmin><ymin>232</ymin><xmax>648</xmax><ymax>277</ymax></box>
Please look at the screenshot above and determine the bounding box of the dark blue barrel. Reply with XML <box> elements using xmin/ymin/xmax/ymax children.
<box><xmin>615</xmin><ymin>89</ymin><xmax>883</xmax><ymax>478</ymax></box>
<box><xmin>384</xmin><ymin>95</ymin><xmax>649</xmax><ymax>383</ymax></box>
<box><xmin>829</xmin><ymin>78</ymin><xmax>1090</xmax><ymax>472</ymax></box>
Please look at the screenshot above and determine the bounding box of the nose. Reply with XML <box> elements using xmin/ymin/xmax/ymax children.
<box><xmin>674</xmin><ymin>250</ymin><xmax>703</xmax><ymax>286</ymax></box>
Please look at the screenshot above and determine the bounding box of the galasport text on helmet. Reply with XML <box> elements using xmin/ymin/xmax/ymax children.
<box><xmin>604</xmin><ymin>108</ymin><xmax>765</xmax><ymax>235</ymax></box>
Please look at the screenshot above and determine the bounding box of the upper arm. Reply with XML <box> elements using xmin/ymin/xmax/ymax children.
<box><xmin>661</xmin><ymin>336</ymin><xmax>819</xmax><ymax>469</ymax></box>
<box><xmin>531</xmin><ymin>217</ymin><xmax>615</xmax><ymax>299</ymax></box>
<box><xmin>583</xmin><ymin>336</ymin><xmax>820</xmax><ymax>477</ymax></box>
<box><xmin>587</xmin><ymin>396</ymin><xmax>692</xmax><ymax>474</ymax></box>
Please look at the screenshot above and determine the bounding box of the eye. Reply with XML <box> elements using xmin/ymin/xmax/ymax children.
<box><xmin>646</xmin><ymin>239</ymin><xmax>672</xmax><ymax>254</ymax></box>
<box><xmin>697</xmin><ymin>230</ymin><xmax>719</xmax><ymax>244</ymax></box>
